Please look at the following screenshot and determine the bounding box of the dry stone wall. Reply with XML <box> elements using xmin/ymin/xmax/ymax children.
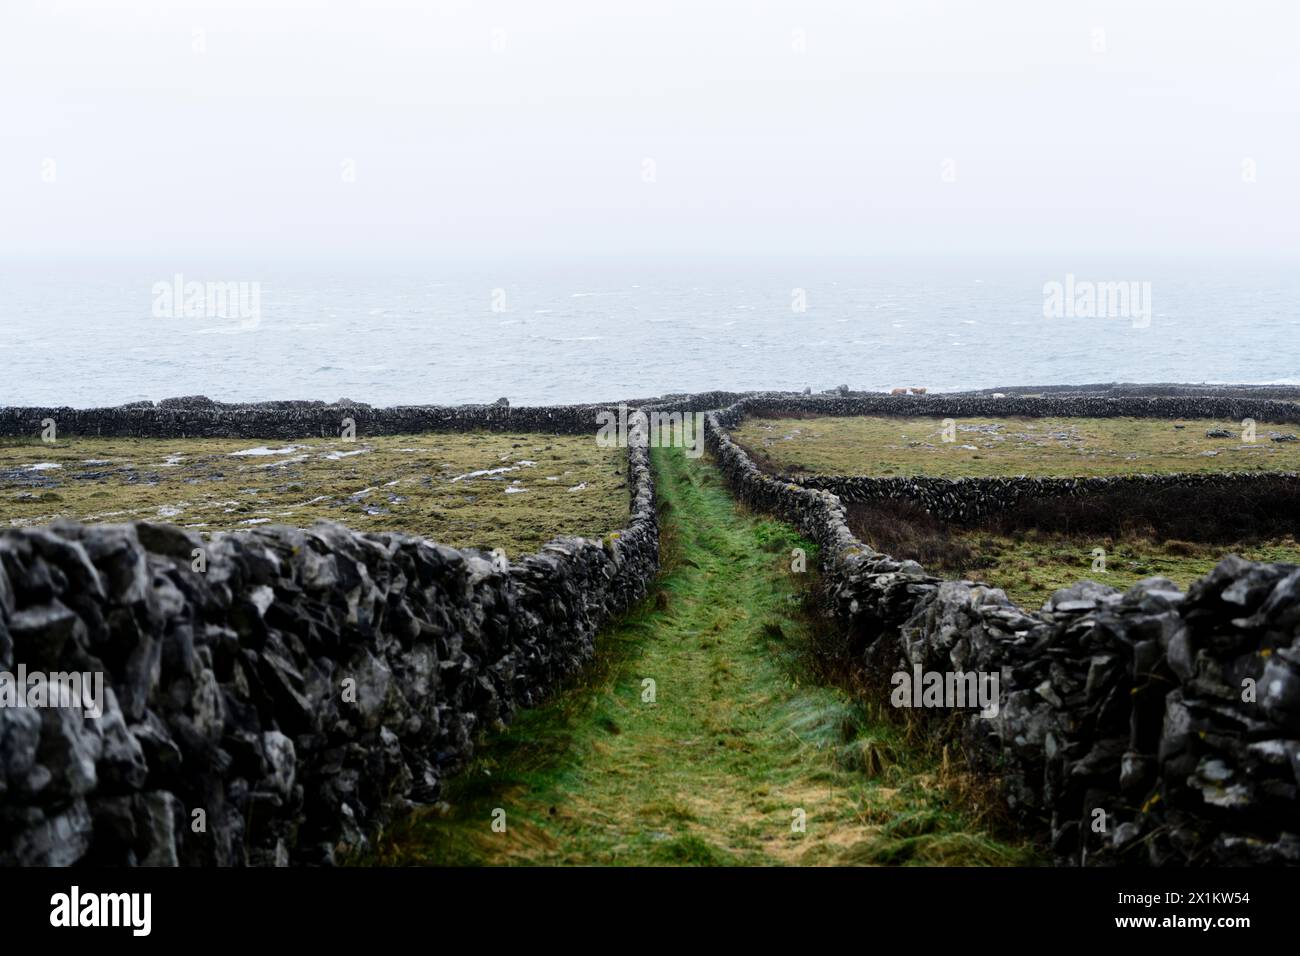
<box><xmin>958</xmin><ymin>383</ymin><xmax>1300</xmax><ymax>401</ymax></box>
<box><xmin>0</xmin><ymin>392</ymin><xmax>772</xmax><ymax>441</ymax></box>
<box><xmin>0</xmin><ymin>401</ymin><xmax>658</xmax><ymax>866</ymax></box>
<box><xmin>5</xmin><ymin>388</ymin><xmax>1299</xmax><ymax>868</ymax></box>
<box><xmin>737</xmin><ymin>393</ymin><xmax>1300</xmax><ymax>424</ymax></box>
<box><xmin>734</xmin><ymin>392</ymin><xmax>1300</xmax><ymax>522</ymax></box>
<box><xmin>0</xmin><ymin>398</ymin><xmax>606</xmax><ymax>440</ymax></box>
<box><xmin>706</xmin><ymin>397</ymin><xmax>1300</xmax><ymax>866</ymax></box>
<box><xmin>794</xmin><ymin>472</ymin><xmax>1300</xmax><ymax>523</ymax></box>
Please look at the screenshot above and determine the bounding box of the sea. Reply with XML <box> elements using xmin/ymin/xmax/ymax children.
<box><xmin>2</xmin><ymin>256</ymin><xmax>1296</xmax><ymax>407</ymax></box>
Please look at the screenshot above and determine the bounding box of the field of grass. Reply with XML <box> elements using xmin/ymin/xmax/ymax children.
<box><xmin>368</xmin><ymin>449</ymin><xmax>1039</xmax><ymax>866</ymax></box>
<box><xmin>734</xmin><ymin>415</ymin><xmax>1300</xmax><ymax>477</ymax></box>
<box><xmin>0</xmin><ymin>432</ymin><xmax>628</xmax><ymax>556</ymax></box>
<box><xmin>944</xmin><ymin>532</ymin><xmax>1300</xmax><ymax>610</ymax></box>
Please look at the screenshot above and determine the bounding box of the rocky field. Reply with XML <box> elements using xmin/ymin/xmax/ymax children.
<box><xmin>735</xmin><ymin>411</ymin><xmax>1300</xmax><ymax>609</ymax></box>
<box><xmin>903</xmin><ymin>528</ymin><xmax>1300</xmax><ymax>610</ymax></box>
<box><xmin>0</xmin><ymin>432</ymin><xmax>628</xmax><ymax>556</ymax></box>
<box><xmin>734</xmin><ymin>414</ymin><xmax>1300</xmax><ymax>477</ymax></box>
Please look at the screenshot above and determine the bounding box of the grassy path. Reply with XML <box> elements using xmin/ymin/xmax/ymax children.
<box><xmin>376</xmin><ymin>449</ymin><xmax>1035</xmax><ymax>866</ymax></box>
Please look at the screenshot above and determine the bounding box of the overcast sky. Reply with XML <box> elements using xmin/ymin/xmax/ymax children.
<box><xmin>1</xmin><ymin>0</ymin><xmax>1296</xmax><ymax>260</ymax></box>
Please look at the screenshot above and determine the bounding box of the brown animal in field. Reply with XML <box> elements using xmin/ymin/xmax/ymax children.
<box><xmin>909</xmin><ymin>387</ymin><xmax>927</xmax><ymax>395</ymax></box>
<box><xmin>890</xmin><ymin>387</ymin><xmax>907</xmax><ymax>395</ymax></box>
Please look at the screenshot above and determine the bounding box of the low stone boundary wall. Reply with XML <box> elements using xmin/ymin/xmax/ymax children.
<box><xmin>727</xmin><ymin>392</ymin><xmax>1300</xmax><ymax>522</ymax></box>
<box><xmin>6</xmin><ymin>387</ymin><xmax>1298</xmax><ymax>442</ymax></box>
<box><xmin>6</xmin><ymin>387</ymin><xmax>1299</xmax><ymax>868</ymax></box>
<box><xmin>0</xmin><ymin>399</ymin><xmax>603</xmax><ymax>439</ymax></box>
<box><xmin>736</xmin><ymin>393</ymin><xmax>1300</xmax><ymax>424</ymax></box>
<box><xmin>0</xmin><ymin>392</ymin><xmax>771</xmax><ymax>440</ymax></box>
<box><xmin>0</xmin><ymin>405</ymin><xmax>659</xmax><ymax>866</ymax></box>
<box><xmin>958</xmin><ymin>382</ymin><xmax>1300</xmax><ymax>401</ymax></box>
<box><xmin>793</xmin><ymin>471</ymin><xmax>1300</xmax><ymax>523</ymax></box>
<box><xmin>707</xmin><ymin>399</ymin><xmax>1300</xmax><ymax>866</ymax></box>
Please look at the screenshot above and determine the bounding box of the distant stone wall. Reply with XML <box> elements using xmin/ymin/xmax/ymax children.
<box><xmin>707</xmin><ymin>398</ymin><xmax>1300</xmax><ymax>866</ymax></box>
<box><xmin>726</xmin><ymin>392</ymin><xmax>1300</xmax><ymax>521</ymax></box>
<box><xmin>957</xmin><ymin>382</ymin><xmax>1300</xmax><ymax>401</ymax></box>
<box><xmin>7</xmin><ymin>387</ymin><xmax>1298</xmax><ymax>443</ymax></box>
<box><xmin>0</xmin><ymin>405</ymin><xmax>658</xmax><ymax>866</ymax></box>
<box><xmin>793</xmin><ymin>471</ymin><xmax>1300</xmax><ymax>523</ymax></box>
<box><xmin>736</xmin><ymin>393</ymin><xmax>1300</xmax><ymax>425</ymax></box>
<box><xmin>0</xmin><ymin>392</ymin><xmax>773</xmax><ymax>440</ymax></box>
<box><xmin>0</xmin><ymin>398</ymin><xmax>601</xmax><ymax>439</ymax></box>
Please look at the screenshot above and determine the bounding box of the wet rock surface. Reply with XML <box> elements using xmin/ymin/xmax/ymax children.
<box><xmin>706</xmin><ymin>395</ymin><xmax>1300</xmax><ymax>866</ymax></box>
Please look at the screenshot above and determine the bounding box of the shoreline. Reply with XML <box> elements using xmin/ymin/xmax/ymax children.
<box><xmin>3</xmin><ymin>380</ymin><xmax>1300</xmax><ymax>416</ymax></box>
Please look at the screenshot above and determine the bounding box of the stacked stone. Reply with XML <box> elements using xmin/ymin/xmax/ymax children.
<box><xmin>739</xmin><ymin>393</ymin><xmax>1300</xmax><ymax>425</ymax></box>
<box><xmin>796</xmin><ymin>472</ymin><xmax>1300</xmax><ymax>523</ymax></box>
<box><xmin>958</xmin><ymin>382</ymin><xmax>1300</xmax><ymax>401</ymax></box>
<box><xmin>706</xmin><ymin>398</ymin><xmax>1300</xmax><ymax>866</ymax></box>
<box><xmin>0</xmin><ymin>428</ymin><xmax>658</xmax><ymax>866</ymax></box>
<box><xmin>10</xmin><ymin>387</ymin><xmax>1298</xmax><ymax>442</ymax></box>
<box><xmin>0</xmin><ymin>392</ymin><xmax>795</xmax><ymax>440</ymax></box>
<box><xmin>0</xmin><ymin>399</ymin><xmax>608</xmax><ymax>440</ymax></box>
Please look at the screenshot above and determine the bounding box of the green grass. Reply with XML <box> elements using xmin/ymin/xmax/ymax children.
<box><xmin>0</xmin><ymin>432</ymin><xmax>627</xmax><ymax>556</ymax></box>
<box><xmin>367</xmin><ymin>448</ymin><xmax>1039</xmax><ymax>866</ymax></box>
<box><xmin>944</xmin><ymin>532</ymin><xmax>1300</xmax><ymax>610</ymax></box>
<box><xmin>734</xmin><ymin>415</ymin><xmax>1300</xmax><ymax>478</ymax></box>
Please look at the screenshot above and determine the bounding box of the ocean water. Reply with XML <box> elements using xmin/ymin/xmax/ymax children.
<box><xmin>2</xmin><ymin>257</ymin><xmax>1296</xmax><ymax>408</ymax></box>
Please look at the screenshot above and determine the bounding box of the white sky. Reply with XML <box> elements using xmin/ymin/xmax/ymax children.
<box><xmin>1</xmin><ymin>0</ymin><xmax>1297</xmax><ymax>260</ymax></box>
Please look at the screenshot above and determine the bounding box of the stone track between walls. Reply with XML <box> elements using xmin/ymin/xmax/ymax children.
<box><xmin>703</xmin><ymin>395</ymin><xmax>1300</xmax><ymax>866</ymax></box>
